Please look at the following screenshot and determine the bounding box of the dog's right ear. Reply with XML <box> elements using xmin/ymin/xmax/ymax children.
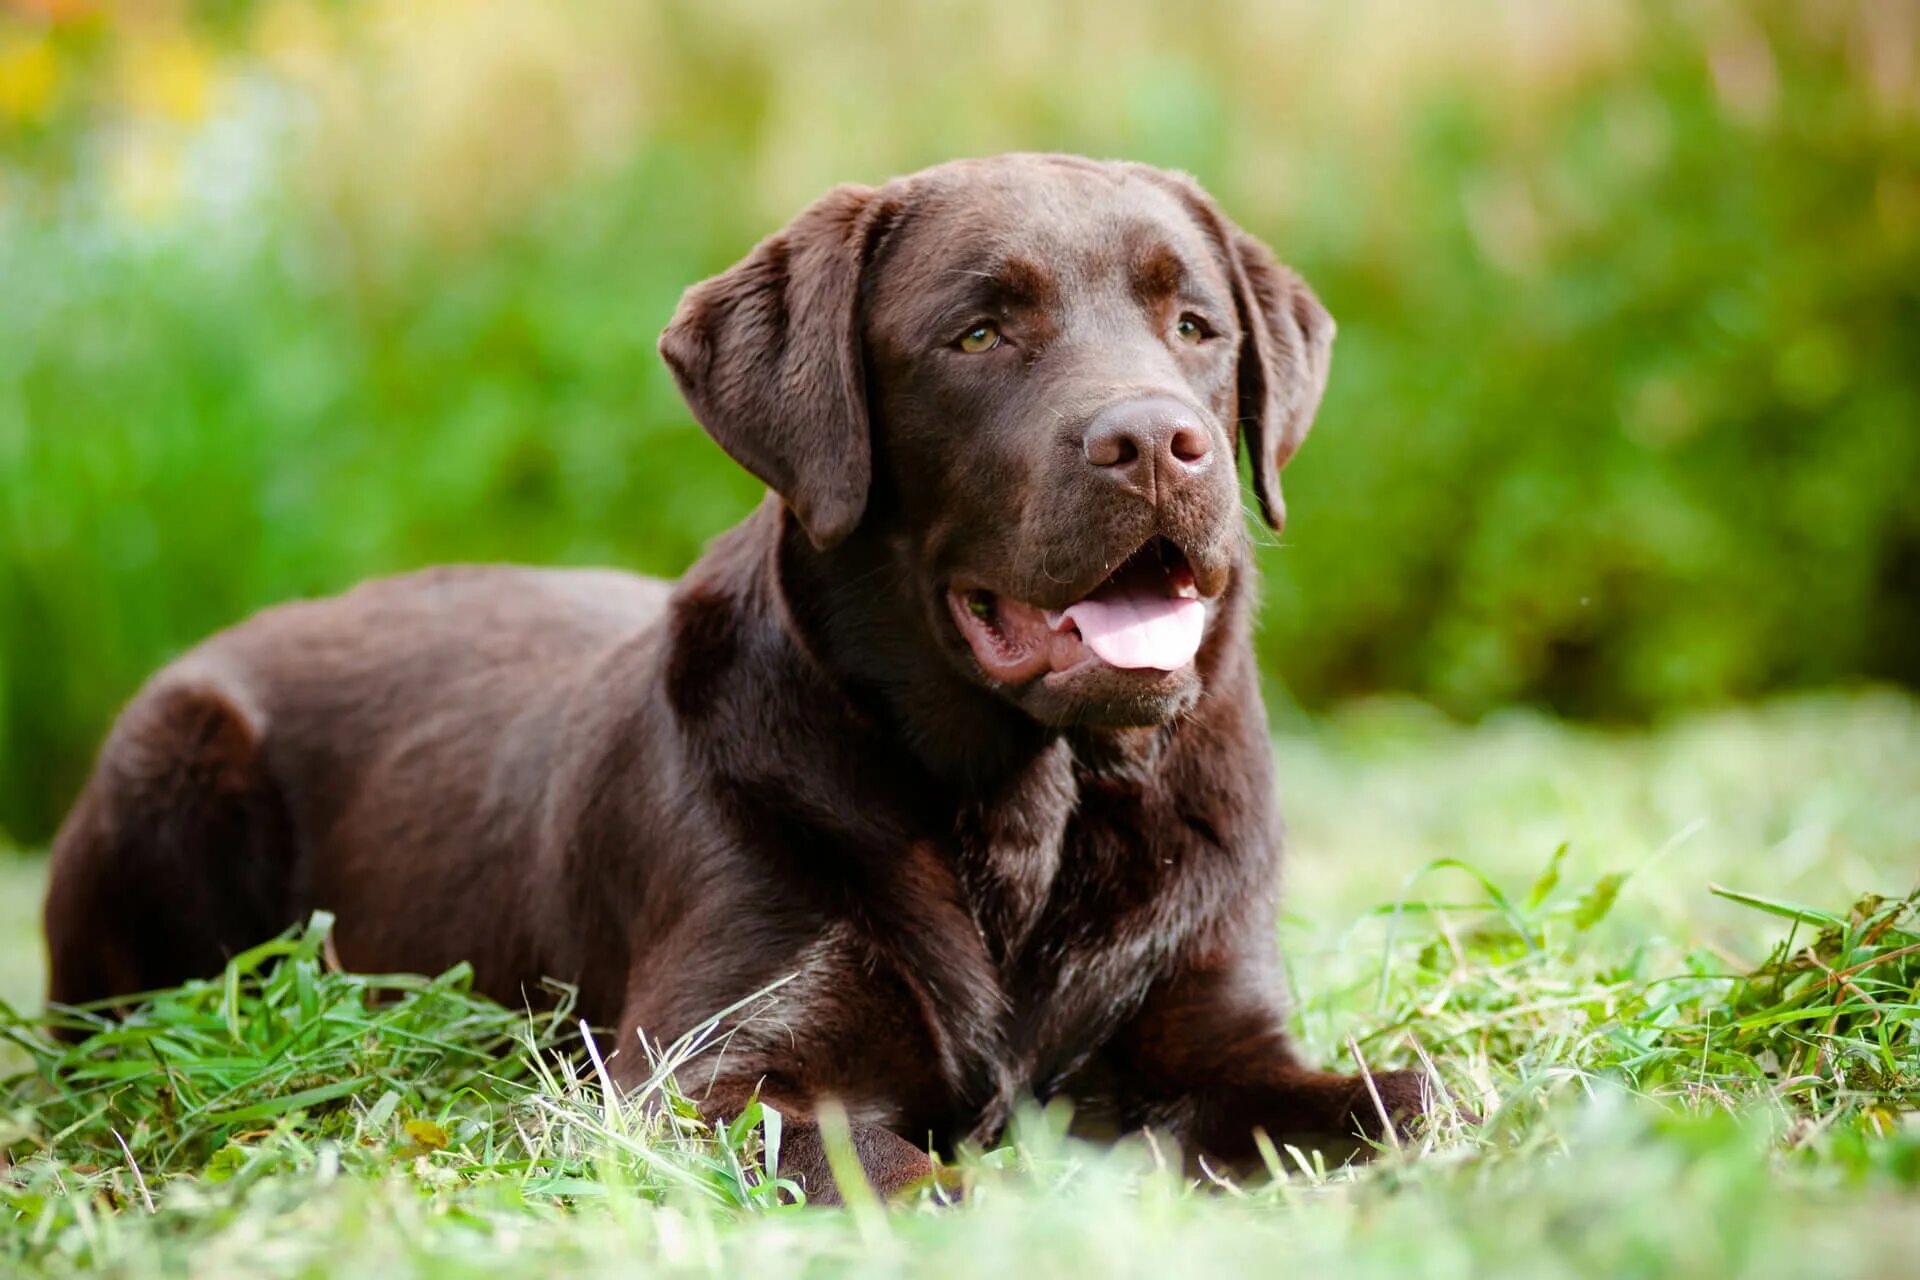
<box><xmin>659</xmin><ymin>186</ymin><xmax>896</xmax><ymax>550</ymax></box>
<box><xmin>1135</xmin><ymin>166</ymin><xmax>1335</xmax><ymax>534</ymax></box>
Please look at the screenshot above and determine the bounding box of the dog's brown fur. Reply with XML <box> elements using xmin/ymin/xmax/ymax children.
<box><xmin>43</xmin><ymin>154</ymin><xmax>1426</xmax><ymax>1202</ymax></box>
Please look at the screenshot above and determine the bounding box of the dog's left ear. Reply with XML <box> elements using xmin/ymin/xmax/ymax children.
<box><xmin>660</xmin><ymin>185</ymin><xmax>895</xmax><ymax>549</ymax></box>
<box><xmin>1147</xmin><ymin>170</ymin><xmax>1336</xmax><ymax>533</ymax></box>
<box><xmin>1219</xmin><ymin>229</ymin><xmax>1335</xmax><ymax>532</ymax></box>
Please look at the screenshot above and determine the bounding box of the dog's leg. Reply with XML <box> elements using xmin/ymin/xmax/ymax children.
<box><xmin>1107</xmin><ymin>961</ymin><xmax>1429</xmax><ymax>1159</ymax></box>
<box><xmin>761</xmin><ymin>1119</ymin><xmax>942</xmax><ymax>1205</ymax></box>
<box><xmin>683</xmin><ymin>1081</ymin><xmax>941</xmax><ymax>1206</ymax></box>
<box><xmin>43</xmin><ymin>681</ymin><xmax>295</xmax><ymax>1021</ymax></box>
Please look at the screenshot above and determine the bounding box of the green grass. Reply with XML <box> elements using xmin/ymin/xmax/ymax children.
<box><xmin>2</xmin><ymin>692</ymin><xmax>1916</xmax><ymax>1277</ymax></box>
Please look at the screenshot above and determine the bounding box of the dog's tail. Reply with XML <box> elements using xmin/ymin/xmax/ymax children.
<box><xmin>43</xmin><ymin>678</ymin><xmax>297</xmax><ymax>1024</ymax></box>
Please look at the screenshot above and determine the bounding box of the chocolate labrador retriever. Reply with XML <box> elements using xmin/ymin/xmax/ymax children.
<box><xmin>43</xmin><ymin>153</ymin><xmax>1427</xmax><ymax>1200</ymax></box>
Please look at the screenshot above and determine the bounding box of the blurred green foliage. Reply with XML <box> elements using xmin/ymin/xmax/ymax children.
<box><xmin>1</xmin><ymin>0</ymin><xmax>1917</xmax><ymax>842</ymax></box>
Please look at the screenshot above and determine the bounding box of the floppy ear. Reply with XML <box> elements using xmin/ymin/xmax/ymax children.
<box><xmin>1219</xmin><ymin>228</ymin><xmax>1335</xmax><ymax>532</ymax></box>
<box><xmin>659</xmin><ymin>185</ymin><xmax>894</xmax><ymax>549</ymax></box>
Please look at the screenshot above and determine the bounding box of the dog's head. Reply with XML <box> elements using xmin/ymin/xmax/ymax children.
<box><xmin>661</xmin><ymin>154</ymin><xmax>1333</xmax><ymax>729</ymax></box>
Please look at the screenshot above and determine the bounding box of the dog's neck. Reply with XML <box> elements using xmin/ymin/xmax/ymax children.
<box><xmin>770</xmin><ymin>507</ymin><xmax>1051</xmax><ymax>789</ymax></box>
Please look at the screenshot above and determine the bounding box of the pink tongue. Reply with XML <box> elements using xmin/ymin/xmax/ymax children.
<box><xmin>1055</xmin><ymin>592</ymin><xmax>1206</xmax><ymax>670</ymax></box>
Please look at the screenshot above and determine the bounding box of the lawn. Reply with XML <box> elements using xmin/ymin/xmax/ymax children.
<box><xmin>2</xmin><ymin>691</ymin><xmax>1916</xmax><ymax>1277</ymax></box>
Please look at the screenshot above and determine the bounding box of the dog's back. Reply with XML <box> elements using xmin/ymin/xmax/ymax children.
<box><xmin>42</xmin><ymin>564</ymin><xmax>671</xmax><ymax>1016</ymax></box>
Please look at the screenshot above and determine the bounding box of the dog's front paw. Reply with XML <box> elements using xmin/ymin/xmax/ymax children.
<box><xmin>1345</xmin><ymin>1067</ymin><xmax>1432</xmax><ymax>1142</ymax></box>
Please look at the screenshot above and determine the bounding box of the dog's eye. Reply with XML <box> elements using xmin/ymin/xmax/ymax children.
<box><xmin>956</xmin><ymin>322</ymin><xmax>1002</xmax><ymax>354</ymax></box>
<box><xmin>1175</xmin><ymin>314</ymin><xmax>1209</xmax><ymax>345</ymax></box>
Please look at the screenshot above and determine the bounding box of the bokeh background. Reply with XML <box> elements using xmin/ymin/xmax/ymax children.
<box><xmin>1</xmin><ymin>0</ymin><xmax>1917</xmax><ymax>847</ymax></box>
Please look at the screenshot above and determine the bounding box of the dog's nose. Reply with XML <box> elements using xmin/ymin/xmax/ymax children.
<box><xmin>1083</xmin><ymin>397</ymin><xmax>1214</xmax><ymax>500</ymax></box>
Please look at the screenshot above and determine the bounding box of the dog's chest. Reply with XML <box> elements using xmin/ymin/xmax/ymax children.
<box><xmin>953</xmin><ymin>751</ymin><xmax>1076</xmax><ymax>965</ymax></box>
<box><xmin>946</xmin><ymin>748</ymin><xmax>1192</xmax><ymax>1112</ymax></box>
<box><xmin>730</xmin><ymin>739</ymin><xmax>1212</xmax><ymax>1145</ymax></box>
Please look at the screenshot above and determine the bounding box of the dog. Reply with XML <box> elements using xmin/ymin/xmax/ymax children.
<box><xmin>43</xmin><ymin>153</ymin><xmax>1428</xmax><ymax>1201</ymax></box>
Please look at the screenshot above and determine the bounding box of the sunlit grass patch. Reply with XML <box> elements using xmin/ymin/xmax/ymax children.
<box><xmin>0</xmin><ymin>916</ymin><xmax>811</xmax><ymax>1228</ymax></box>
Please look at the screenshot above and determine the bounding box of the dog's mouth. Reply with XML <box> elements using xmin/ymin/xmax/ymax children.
<box><xmin>946</xmin><ymin>538</ymin><xmax>1212</xmax><ymax>684</ymax></box>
